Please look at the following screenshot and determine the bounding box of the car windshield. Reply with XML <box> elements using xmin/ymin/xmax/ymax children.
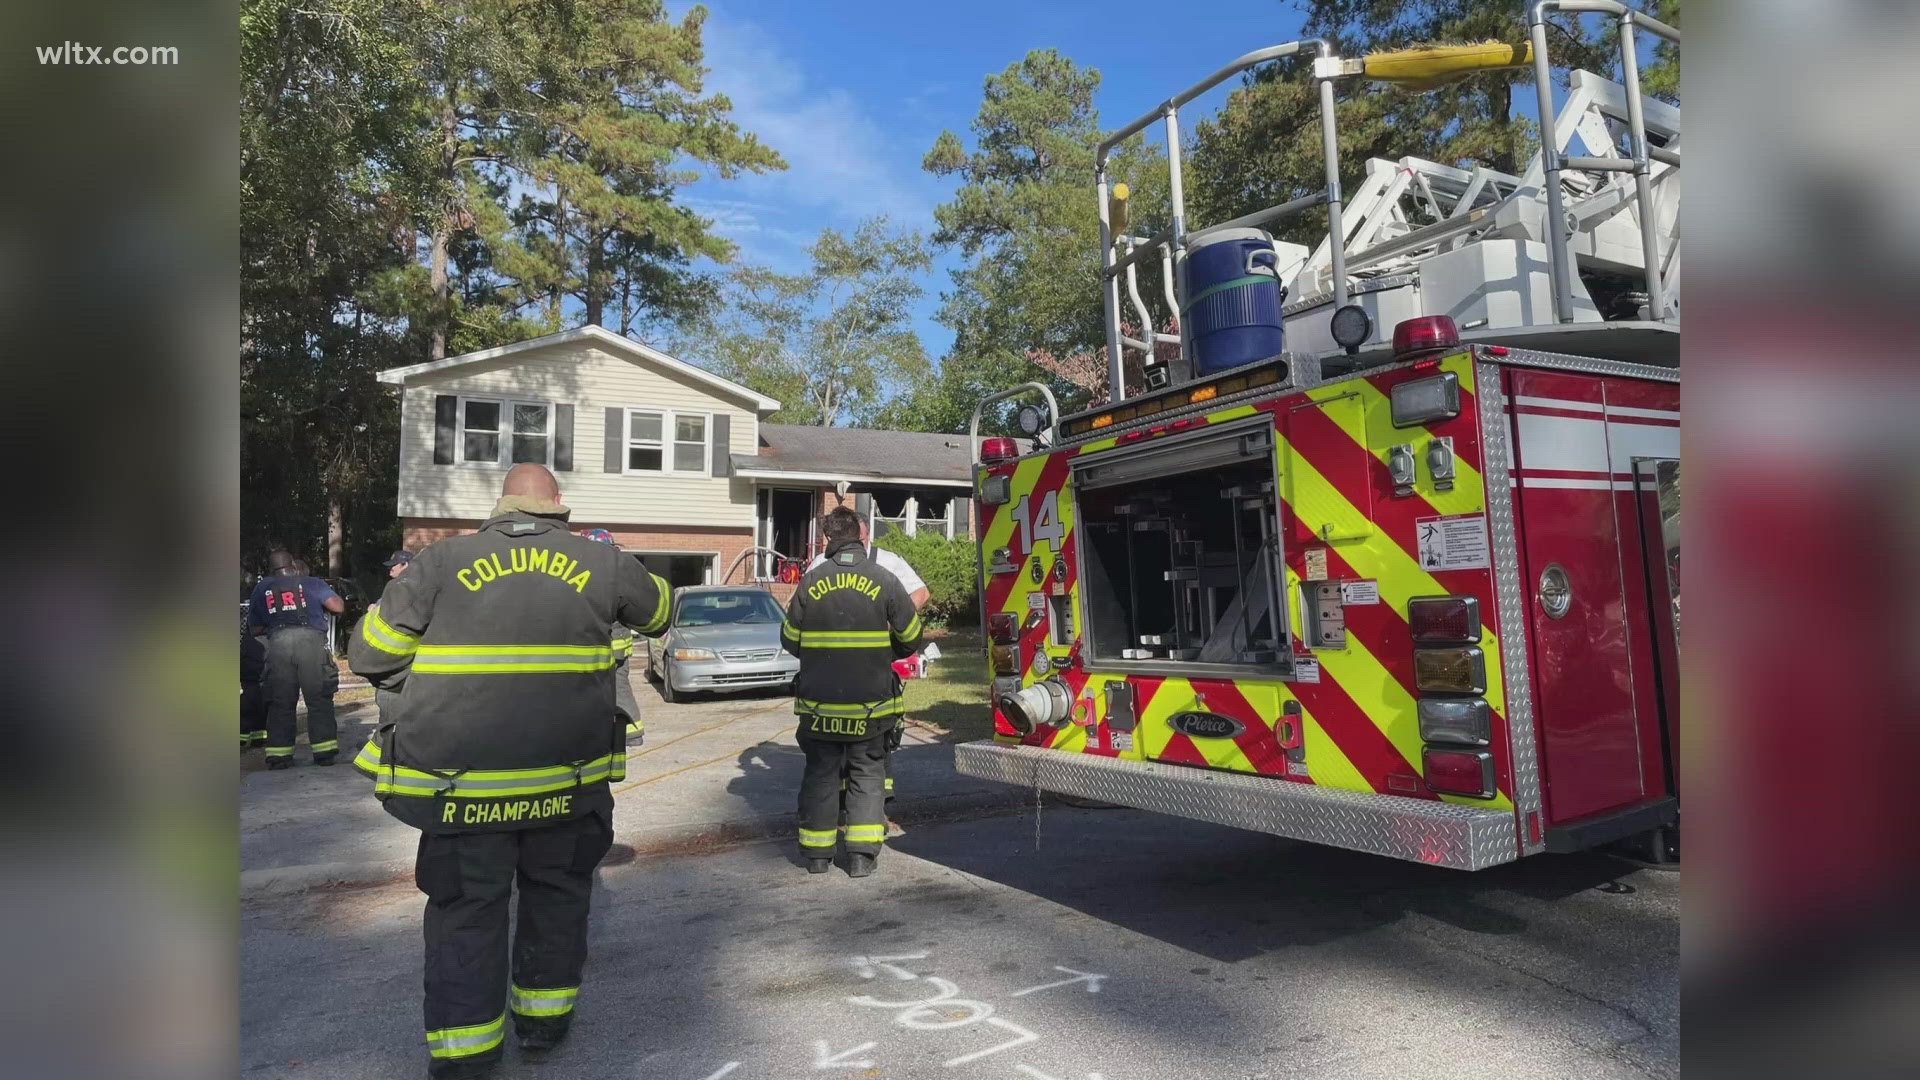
<box><xmin>675</xmin><ymin>590</ymin><xmax>785</xmax><ymax>628</ymax></box>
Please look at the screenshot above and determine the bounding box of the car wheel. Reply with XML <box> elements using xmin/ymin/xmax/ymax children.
<box><xmin>658</xmin><ymin>667</ymin><xmax>678</xmax><ymax>703</ymax></box>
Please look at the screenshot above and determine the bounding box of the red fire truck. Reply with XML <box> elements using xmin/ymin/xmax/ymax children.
<box><xmin>954</xmin><ymin>6</ymin><xmax>1681</xmax><ymax>870</ymax></box>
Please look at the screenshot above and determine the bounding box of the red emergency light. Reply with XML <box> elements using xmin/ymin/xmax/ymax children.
<box><xmin>980</xmin><ymin>437</ymin><xmax>1020</xmax><ymax>463</ymax></box>
<box><xmin>1392</xmin><ymin>315</ymin><xmax>1461</xmax><ymax>358</ymax></box>
<box><xmin>1422</xmin><ymin>747</ymin><xmax>1495</xmax><ymax>798</ymax></box>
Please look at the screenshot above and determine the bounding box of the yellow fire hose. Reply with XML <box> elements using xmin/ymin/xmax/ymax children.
<box><xmin>1363</xmin><ymin>41</ymin><xmax>1535</xmax><ymax>91</ymax></box>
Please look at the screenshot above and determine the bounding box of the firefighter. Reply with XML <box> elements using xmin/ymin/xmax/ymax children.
<box><xmin>582</xmin><ymin>529</ymin><xmax>643</xmax><ymax>745</ymax></box>
<box><xmin>807</xmin><ymin>513</ymin><xmax>929</xmax><ymax>810</ymax></box>
<box><xmin>241</xmin><ymin>614</ymin><xmax>267</xmax><ymax>749</ymax></box>
<box><xmin>782</xmin><ymin>507</ymin><xmax>924</xmax><ymax>878</ymax></box>
<box><xmin>347</xmin><ymin>464</ymin><xmax>669</xmax><ymax>1078</ymax></box>
<box><xmin>248</xmin><ymin>550</ymin><xmax>346</xmax><ymax>768</ymax></box>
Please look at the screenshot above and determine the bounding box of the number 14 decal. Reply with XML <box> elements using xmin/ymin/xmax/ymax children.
<box><xmin>1010</xmin><ymin>490</ymin><xmax>1063</xmax><ymax>555</ymax></box>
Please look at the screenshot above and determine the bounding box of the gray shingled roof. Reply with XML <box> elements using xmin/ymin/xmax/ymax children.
<box><xmin>732</xmin><ymin>424</ymin><xmax>973</xmax><ymax>483</ymax></box>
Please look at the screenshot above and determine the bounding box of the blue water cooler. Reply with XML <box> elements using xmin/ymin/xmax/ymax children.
<box><xmin>1182</xmin><ymin>226</ymin><xmax>1287</xmax><ymax>377</ymax></box>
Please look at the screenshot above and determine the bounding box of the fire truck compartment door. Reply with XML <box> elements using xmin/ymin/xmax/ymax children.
<box><xmin>1074</xmin><ymin>420</ymin><xmax>1274</xmax><ymax>490</ymax></box>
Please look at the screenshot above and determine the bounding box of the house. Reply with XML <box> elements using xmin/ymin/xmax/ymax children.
<box><xmin>377</xmin><ymin>325</ymin><xmax>974</xmax><ymax>599</ymax></box>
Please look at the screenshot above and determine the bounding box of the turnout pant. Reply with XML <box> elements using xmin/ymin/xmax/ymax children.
<box><xmin>798</xmin><ymin>731</ymin><xmax>888</xmax><ymax>857</ymax></box>
<box><xmin>415</xmin><ymin>812</ymin><xmax>614</xmax><ymax>1074</ymax></box>
<box><xmin>240</xmin><ymin>680</ymin><xmax>267</xmax><ymax>747</ymax></box>
<box><xmin>263</xmin><ymin>628</ymin><xmax>337</xmax><ymax>761</ymax></box>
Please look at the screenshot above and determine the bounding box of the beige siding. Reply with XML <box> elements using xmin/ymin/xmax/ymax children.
<box><xmin>397</xmin><ymin>340</ymin><xmax>759</xmax><ymax>528</ymax></box>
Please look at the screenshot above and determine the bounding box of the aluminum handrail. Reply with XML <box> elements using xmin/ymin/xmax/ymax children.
<box><xmin>1096</xmin><ymin>38</ymin><xmax>1346</xmax><ymax>404</ymax></box>
<box><xmin>1098</xmin><ymin>41</ymin><xmax>1323</xmax><ymax>157</ymax></box>
<box><xmin>1529</xmin><ymin>1</ymin><xmax>1681</xmax><ymax>323</ymax></box>
<box><xmin>968</xmin><ymin>381</ymin><xmax>1062</xmax><ymax>464</ymax></box>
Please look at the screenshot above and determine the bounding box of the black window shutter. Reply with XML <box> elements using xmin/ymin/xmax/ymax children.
<box><xmin>433</xmin><ymin>395</ymin><xmax>458</xmax><ymax>465</ymax></box>
<box><xmin>553</xmin><ymin>405</ymin><xmax>574</xmax><ymax>471</ymax></box>
<box><xmin>710</xmin><ymin>414</ymin><xmax>731</xmax><ymax>477</ymax></box>
<box><xmin>604</xmin><ymin>407</ymin><xmax>624</xmax><ymax>473</ymax></box>
<box><xmin>950</xmin><ymin>496</ymin><xmax>972</xmax><ymax>539</ymax></box>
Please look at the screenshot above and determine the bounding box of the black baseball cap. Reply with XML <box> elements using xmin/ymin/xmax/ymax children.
<box><xmin>382</xmin><ymin>550</ymin><xmax>415</xmax><ymax>569</ymax></box>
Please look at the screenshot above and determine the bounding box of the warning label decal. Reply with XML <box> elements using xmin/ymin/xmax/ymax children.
<box><xmin>1415</xmin><ymin>514</ymin><xmax>1492</xmax><ymax>572</ymax></box>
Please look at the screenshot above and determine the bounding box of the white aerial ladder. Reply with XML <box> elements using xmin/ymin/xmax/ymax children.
<box><xmin>1098</xmin><ymin>0</ymin><xmax>1680</xmax><ymax>393</ymax></box>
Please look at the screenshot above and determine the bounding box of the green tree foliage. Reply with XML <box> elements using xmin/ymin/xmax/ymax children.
<box><xmin>884</xmin><ymin>50</ymin><xmax>1171</xmax><ymax>434</ymax></box>
<box><xmin>872</xmin><ymin>531</ymin><xmax>979</xmax><ymax>624</ymax></box>
<box><xmin>1189</xmin><ymin>0</ymin><xmax>1674</xmax><ymax>238</ymax></box>
<box><xmin>242</xmin><ymin>0</ymin><xmax>778</xmax><ymax>577</ymax></box>
<box><xmin>242</xmin><ymin>0</ymin><xmax>429</xmax><ymax>575</ymax></box>
<box><xmin>689</xmin><ymin>219</ymin><xmax>933</xmax><ymax>427</ymax></box>
<box><xmin>482</xmin><ymin>1</ymin><xmax>783</xmax><ymax>333</ymax></box>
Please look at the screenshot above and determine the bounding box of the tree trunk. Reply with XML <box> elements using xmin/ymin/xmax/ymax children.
<box><xmin>428</xmin><ymin>93</ymin><xmax>459</xmax><ymax>361</ymax></box>
<box><xmin>584</xmin><ymin>233</ymin><xmax>603</xmax><ymax>326</ymax></box>
<box><xmin>327</xmin><ymin>497</ymin><xmax>345</xmax><ymax>577</ymax></box>
<box><xmin>1491</xmin><ymin>82</ymin><xmax>1515</xmax><ymax>175</ymax></box>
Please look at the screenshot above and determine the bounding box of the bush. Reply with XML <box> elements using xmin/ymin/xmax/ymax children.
<box><xmin>872</xmin><ymin>530</ymin><xmax>979</xmax><ymax>624</ymax></box>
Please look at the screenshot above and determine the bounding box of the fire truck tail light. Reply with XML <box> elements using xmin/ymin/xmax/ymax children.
<box><xmin>990</xmin><ymin>644</ymin><xmax>1019</xmax><ymax>675</ymax></box>
<box><xmin>1390</xmin><ymin>371</ymin><xmax>1461</xmax><ymax>426</ymax></box>
<box><xmin>1392</xmin><ymin>315</ymin><xmax>1461</xmax><ymax>358</ymax></box>
<box><xmin>980</xmin><ymin>437</ymin><xmax>1020</xmax><ymax>463</ymax></box>
<box><xmin>1413</xmin><ymin>647</ymin><xmax>1486</xmax><ymax>693</ymax></box>
<box><xmin>1407</xmin><ymin>595</ymin><xmax>1482</xmax><ymax>644</ymax></box>
<box><xmin>987</xmin><ymin>612</ymin><xmax>1019</xmax><ymax>644</ymax></box>
<box><xmin>1418</xmin><ymin>697</ymin><xmax>1491</xmax><ymax>746</ymax></box>
<box><xmin>1423</xmin><ymin>748</ymin><xmax>1495</xmax><ymax>798</ymax></box>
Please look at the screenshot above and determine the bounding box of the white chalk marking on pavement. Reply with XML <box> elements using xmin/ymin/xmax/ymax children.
<box><xmin>851</xmin><ymin>951</ymin><xmax>930</xmax><ymax>980</ymax></box>
<box><xmin>1013</xmin><ymin>1067</ymin><xmax>1104</xmax><ymax>1080</ymax></box>
<box><xmin>1008</xmin><ymin>966</ymin><xmax>1108</xmax><ymax>997</ymax></box>
<box><xmin>812</xmin><ymin>1040</ymin><xmax>877</xmax><ymax>1069</ymax></box>
<box><xmin>897</xmin><ymin>997</ymin><xmax>994</xmax><ymax>1030</ymax></box>
<box><xmin>848</xmin><ymin>976</ymin><xmax>959</xmax><ymax>1009</ymax></box>
<box><xmin>697</xmin><ymin>1064</ymin><xmax>741</xmax><ymax>1080</ymax></box>
<box><xmin>942</xmin><ymin>1017</ymin><xmax>1041</xmax><ymax>1067</ymax></box>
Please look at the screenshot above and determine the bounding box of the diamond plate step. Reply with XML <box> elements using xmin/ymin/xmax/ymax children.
<box><xmin>954</xmin><ymin>740</ymin><xmax>1519</xmax><ymax>871</ymax></box>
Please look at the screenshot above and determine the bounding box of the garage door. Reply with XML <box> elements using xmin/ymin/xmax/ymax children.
<box><xmin>633</xmin><ymin>552</ymin><xmax>714</xmax><ymax>588</ymax></box>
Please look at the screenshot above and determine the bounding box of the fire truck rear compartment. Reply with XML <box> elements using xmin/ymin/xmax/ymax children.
<box><xmin>1075</xmin><ymin>421</ymin><xmax>1289</xmax><ymax>670</ymax></box>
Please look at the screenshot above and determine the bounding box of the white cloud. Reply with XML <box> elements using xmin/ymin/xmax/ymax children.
<box><xmin>687</xmin><ymin>6</ymin><xmax>940</xmax><ymax>241</ymax></box>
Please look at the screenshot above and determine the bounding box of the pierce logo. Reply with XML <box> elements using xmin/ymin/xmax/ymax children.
<box><xmin>1169</xmin><ymin>711</ymin><xmax>1245</xmax><ymax>739</ymax></box>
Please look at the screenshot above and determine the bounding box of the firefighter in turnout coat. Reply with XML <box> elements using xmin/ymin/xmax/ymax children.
<box><xmin>347</xmin><ymin>465</ymin><xmax>668</xmax><ymax>1078</ymax></box>
<box><xmin>781</xmin><ymin>507</ymin><xmax>924</xmax><ymax>878</ymax></box>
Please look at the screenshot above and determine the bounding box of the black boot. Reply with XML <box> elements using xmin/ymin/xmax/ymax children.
<box><xmin>516</xmin><ymin>1016</ymin><xmax>570</xmax><ymax>1052</ymax></box>
<box><xmin>428</xmin><ymin>1055</ymin><xmax>498</xmax><ymax>1078</ymax></box>
<box><xmin>806</xmin><ymin>857</ymin><xmax>833</xmax><ymax>875</ymax></box>
<box><xmin>266</xmin><ymin>758</ymin><xmax>293</xmax><ymax>771</ymax></box>
<box><xmin>312</xmin><ymin>752</ymin><xmax>337</xmax><ymax>766</ymax></box>
<box><xmin>846</xmin><ymin>853</ymin><xmax>876</xmax><ymax>879</ymax></box>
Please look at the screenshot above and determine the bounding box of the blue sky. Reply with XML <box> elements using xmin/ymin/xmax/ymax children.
<box><xmin>672</xmin><ymin>0</ymin><xmax>1311</xmax><ymax>361</ymax></box>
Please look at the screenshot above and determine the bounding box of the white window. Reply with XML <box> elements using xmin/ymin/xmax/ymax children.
<box><xmin>461</xmin><ymin>397</ymin><xmax>553</xmax><ymax>466</ymax></box>
<box><xmin>510</xmin><ymin>402</ymin><xmax>550</xmax><ymax>464</ymax></box>
<box><xmin>673</xmin><ymin>414</ymin><xmax>708</xmax><ymax>472</ymax></box>
<box><xmin>461</xmin><ymin>398</ymin><xmax>501</xmax><ymax>463</ymax></box>
<box><xmin>626</xmin><ymin>409</ymin><xmax>709</xmax><ymax>476</ymax></box>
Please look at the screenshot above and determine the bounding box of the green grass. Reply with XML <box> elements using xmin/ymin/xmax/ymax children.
<box><xmin>903</xmin><ymin>629</ymin><xmax>994</xmax><ymax>742</ymax></box>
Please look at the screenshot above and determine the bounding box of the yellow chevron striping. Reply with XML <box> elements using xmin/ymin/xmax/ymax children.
<box><xmin>1273</xmin><ymin>428</ymin><xmax>1506</xmax><ymax>720</ymax></box>
<box><xmin>1305</xmin><ymin>353</ymin><xmax>1486</xmax><ymax>516</ymax></box>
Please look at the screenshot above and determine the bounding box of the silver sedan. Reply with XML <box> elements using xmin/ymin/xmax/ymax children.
<box><xmin>644</xmin><ymin>586</ymin><xmax>799</xmax><ymax>702</ymax></box>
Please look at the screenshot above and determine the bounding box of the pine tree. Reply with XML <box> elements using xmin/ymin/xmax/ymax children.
<box><xmin>689</xmin><ymin>219</ymin><xmax>932</xmax><ymax>428</ymax></box>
